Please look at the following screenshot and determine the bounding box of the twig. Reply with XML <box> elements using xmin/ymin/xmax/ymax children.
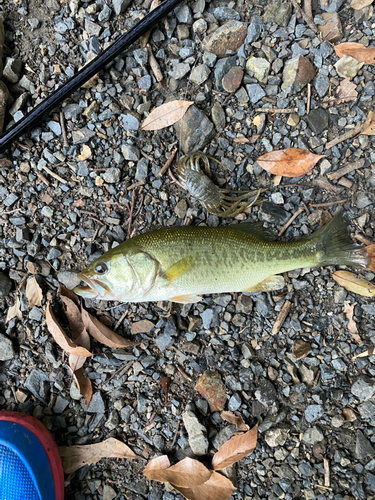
<box><xmin>159</xmin><ymin>147</ymin><xmax>177</xmax><ymax>176</ymax></box>
<box><xmin>309</xmin><ymin>198</ymin><xmax>347</xmax><ymax>208</ymax></box>
<box><xmin>304</xmin><ymin>0</ymin><xmax>313</xmax><ymax>21</ymax></box>
<box><xmin>290</xmin><ymin>0</ymin><xmax>318</xmax><ymax>33</ymax></box>
<box><xmin>88</xmin><ymin>216</ymin><xmax>105</xmax><ymax>225</ymax></box>
<box><xmin>324</xmin><ymin>458</ymin><xmax>330</xmax><ymax>487</ymax></box>
<box><xmin>126</xmin><ymin>179</ymin><xmax>146</xmax><ymax>191</ymax></box>
<box><xmin>60</xmin><ymin>111</ymin><xmax>69</xmax><ymax>148</ymax></box>
<box><xmin>147</xmin><ymin>44</ymin><xmax>163</xmax><ymax>82</ymax></box>
<box><xmin>326</xmin><ymin>159</ymin><xmax>365</xmax><ymax>181</ymax></box>
<box><xmin>114</xmin><ymin>309</ymin><xmax>129</xmax><ymax>331</ymax></box>
<box><xmin>128</xmin><ymin>188</ymin><xmax>137</xmax><ymax>235</ymax></box>
<box><xmin>325</xmin><ymin>122</ymin><xmax>363</xmax><ymax>150</ymax></box>
<box><xmin>272</xmin><ymin>300</ymin><xmax>292</xmax><ymax>335</ymax></box>
<box><xmin>307</xmin><ymin>83</ymin><xmax>311</xmax><ymax>114</ymax></box>
<box><xmin>42</xmin><ymin>165</ymin><xmax>67</xmax><ymax>184</ymax></box>
<box><xmin>256</xmin><ymin>107</ymin><xmax>298</xmax><ymax>114</ymax></box>
<box><xmin>140</xmin><ymin>0</ymin><xmax>161</xmax><ymax>47</ymax></box>
<box><xmin>106</xmin><ymin>360</ymin><xmax>134</xmax><ymax>384</ymax></box>
<box><xmin>36</xmin><ymin>171</ymin><xmax>50</xmax><ymax>185</ymax></box>
<box><xmin>0</xmin><ymin>208</ymin><xmax>23</xmax><ymax>215</ymax></box>
<box><xmin>278</xmin><ymin>207</ymin><xmax>304</xmax><ymax>237</ymax></box>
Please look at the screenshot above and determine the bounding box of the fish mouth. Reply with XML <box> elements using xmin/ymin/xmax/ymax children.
<box><xmin>74</xmin><ymin>273</ymin><xmax>111</xmax><ymax>299</ymax></box>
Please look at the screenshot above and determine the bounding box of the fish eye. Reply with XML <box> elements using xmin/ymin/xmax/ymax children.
<box><xmin>95</xmin><ymin>262</ymin><xmax>108</xmax><ymax>275</ymax></box>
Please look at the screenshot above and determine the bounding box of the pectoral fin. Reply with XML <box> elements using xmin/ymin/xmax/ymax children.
<box><xmin>169</xmin><ymin>294</ymin><xmax>202</xmax><ymax>303</ymax></box>
<box><xmin>163</xmin><ymin>256</ymin><xmax>195</xmax><ymax>284</ymax></box>
<box><xmin>243</xmin><ymin>275</ymin><xmax>285</xmax><ymax>293</ymax></box>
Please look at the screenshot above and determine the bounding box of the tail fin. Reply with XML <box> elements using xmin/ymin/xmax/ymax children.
<box><xmin>310</xmin><ymin>211</ymin><xmax>369</xmax><ymax>268</ymax></box>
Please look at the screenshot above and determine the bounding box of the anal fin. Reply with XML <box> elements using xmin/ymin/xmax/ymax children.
<box><xmin>242</xmin><ymin>275</ymin><xmax>285</xmax><ymax>293</ymax></box>
<box><xmin>163</xmin><ymin>256</ymin><xmax>195</xmax><ymax>284</ymax></box>
<box><xmin>169</xmin><ymin>294</ymin><xmax>202</xmax><ymax>304</ymax></box>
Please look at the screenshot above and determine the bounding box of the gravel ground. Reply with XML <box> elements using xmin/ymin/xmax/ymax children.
<box><xmin>1</xmin><ymin>0</ymin><xmax>375</xmax><ymax>499</ymax></box>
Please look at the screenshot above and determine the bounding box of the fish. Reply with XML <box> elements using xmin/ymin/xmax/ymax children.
<box><xmin>73</xmin><ymin>212</ymin><xmax>369</xmax><ymax>304</ymax></box>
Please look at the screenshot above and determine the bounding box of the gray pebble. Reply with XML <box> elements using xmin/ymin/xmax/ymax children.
<box><xmin>135</xmin><ymin>158</ymin><xmax>149</xmax><ymax>181</ymax></box>
<box><xmin>246</xmin><ymin>16</ymin><xmax>264</xmax><ymax>43</ymax></box>
<box><xmin>102</xmin><ymin>167</ymin><xmax>121</xmax><ymax>183</ymax></box>
<box><xmin>139</xmin><ymin>75</ymin><xmax>152</xmax><ymax>91</ymax></box>
<box><xmin>214</xmin><ymin>7</ymin><xmax>240</xmax><ymax>22</ymax></box>
<box><xmin>302</xmin><ymin>426</ymin><xmax>324</xmax><ymax>445</ymax></box>
<box><xmin>305</xmin><ymin>404</ymin><xmax>324</xmax><ymax>423</ymax></box>
<box><xmin>53</xmin><ymin>395</ymin><xmax>69</xmax><ymax>414</ymax></box>
<box><xmin>175</xmin><ymin>5</ymin><xmax>193</xmax><ymax>23</ymax></box>
<box><xmin>228</xmin><ymin>393</ymin><xmax>241</xmax><ymax>411</ymax></box>
<box><xmin>3</xmin><ymin>58</ymin><xmax>23</xmax><ymax>83</ymax></box>
<box><xmin>0</xmin><ymin>333</ymin><xmax>14</xmax><ymax>361</ymax></box>
<box><xmin>351</xmin><ymin>376</ymin><xmax>375</xmax><ymax>402</ymax></box>
<box><xmin>182</xmin><ymin>410</ymin><xmax>208</xmax><ymax>455</ymax></box>
<box><xmin>0</xmin><ymin>272</ymin><xmax>12</xmax><ymax>298</ymax></box>
<box><xmin>121</xmin><ymin>144</ymin><xmax>140</xmax><ymax>161</ymax></box>
<box><xmin>87</xmin><ymin>392</ymin><xmax>105</xmax><ymax>413</ymax></box>
<box><xmin>246</xmin><ymin>84</ymin><xmax>266</xmax><ymax>104</ymax></box>
<box><xmin>57</xmin><ymin>271</ymin><xmax>81</xmax><ymax>289</ymax></box>
<box><xmin>47</xmin><ymin>121</ymin><xmax>62</xmax><ymax>136</ymax></box>
<box><xmin>25</xmin><ymin>369</ymin><xmax>50</xmax><ymax>404</ymax></box>
<box><xmin>121</xmin><ymin>114</ymin><xmax>140</xmax><ymax>131</ymax></box>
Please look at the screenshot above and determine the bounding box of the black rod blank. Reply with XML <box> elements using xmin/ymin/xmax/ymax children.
<box><xmin>0</xmin><ymin>0</ymin><xmax>184</xmax><ymax>153</ymax></box>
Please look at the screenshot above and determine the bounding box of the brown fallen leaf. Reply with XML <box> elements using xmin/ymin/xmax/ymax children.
<box><xmin>141</xmin><ymin>100</ymin><xmax>194</xmax><ymax>131</ymax></box>
<box><xmin>131</xmin><ymin>319</ymin><xmax>155</xmax><ymax>334</ymax></box>
<box><xmin>343</xmin><ymin>301</ymin><xmax>362</xmax><ymax>343</ymax></box>
<box><xmin>351</xmin><ymin>0</ymin><xmax>373</xmax><ymax>10</ymax></box>
<box><xmin>221</xmin><ymin>411</ymin><xmax>249</xmax><ymax>431</ymax></box>
<box><xmin>6</xmin><ymin>296</ymin><xmax>22</xmax><ymax>323</ymax></box>
<box><xmin>332</xmin><ymin>271</ymin><xmax>375</xmax><ymax>297</ymax></box>
<box><xmin>69</xmin><ymin>329</ymin><xmax>91</xmax><ymax>371</ymax></box>
<box><xmin>337</xmin><ymin>79</ymin><xmax>358</xmax><ymax>103</ymax></box>
<box><xmin>211</xmin><ymin>424</ymin><xmax>258</xmax><ymax>470</ymax></box>
<box><xmin>46</xmin><ymin>301</ymin><xmax>92</xmax><ymax>357</ymax></box>
<box><xmin>195</xmin><ymin>370</ymin><xmax>227</xmax><ymax>412</ymax></box>
<box><xmin>233</xmin><ymin>137</ymin><xmax>249</xmax><ymax>143</ymax></box>
<box><xmin>365</xmin><ymin>243</ymin><xmax>375</xmax><ymax>271</ymax></box>
<box><xmin>335</xmin><ymin>42</ymin><xmax>375</xmax><ymax>64</ymax></box>
<box><xmin>61</xmin><ymin>295</ymin><xmax>85</xmax><ymax>338</ymax></box>
<box><xmin>77</xmin><ymin>144</ymin><xmax>92</xmax><ymax>161</ymax></box>
<box><xmin>144</xmin><ymin>456</ymin><xmax>211</xmax><ymax>488</ymax></box>
<box><xmin>361</xmin><ymin>111</ymin><xmax>375</xmax><ymax>136</ymax></box>
<box><xmin>82</xmin><ymin>308</ymin><xmax>140</xmax><ymax>348</ymax></box>
<box><xmin>158</xmin><ymin>376</ymin><xmax>171</xmax><ymax>404</ymax></box>
<box><xmin>173</xmin><ymin>471</ymin><xmax>236</xmax><ymax>500</ymax></box>
<box><xmin>58</xmin><ymin>437</ymin><xmax>138</xmax><ymax>474</ymax></box>
<box><xmin>72</xmin><ymin>367</ymin><xmax>93</xmax><ymax>406</ymax></box>
<box><xmin>59</xmin><ymin>284</ymin><xmax>80</xmax><ymax>306</ymax></box>
<box><xmin>26</xmin><ymin>276</ymin><xmax>43</xmax><ymax>308</ymax></box>
<box><xmin>256</xmin><ymin>148</ymin><xmax>325</xmax><ymax>177</ymax></box>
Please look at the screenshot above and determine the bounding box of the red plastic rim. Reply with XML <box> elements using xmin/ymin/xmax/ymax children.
<box><xmin>0</xmin><ymin>410</ymin><xmax>64</xmax><ymax>500</ymax></box>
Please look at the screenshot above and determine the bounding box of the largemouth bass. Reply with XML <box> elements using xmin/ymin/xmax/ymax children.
<box><xmin>74</xmin><ymin>212</ymin><xmax>368</xmax><ymax>303</ymax></box>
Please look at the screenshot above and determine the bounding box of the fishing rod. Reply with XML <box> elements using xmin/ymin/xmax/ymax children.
<box><xmin>0</xmin><ymin>0</ymin><xmax>185</xmax><ymax>153</ymax></box>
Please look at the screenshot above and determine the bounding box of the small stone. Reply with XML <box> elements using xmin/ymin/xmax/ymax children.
<box><xmin>356</xmin><ymin>430</ymin><xmax>375</xmax><ymax>460</ymax></box>
<box><xmin>282</xmin><ymin>55</ymin><xmax>316</xmax><ymax>94</ymax></box>
<box><xmin>211</xmin><ymin>102</ymin><xmax>226</xmax><ymax>131</ymax></box>
<box><xmin>228</xmin><ymin>393</ymin><xmax>241</xmax><ymax>411</ymax></box>
<box><xmin>169</xmin><ymin>63</ymin><xmax>190</xmax><ymax>80</ymax></box>
<box><xmin>87</xmin><ymin>392</ymin><xmax>105</xmax><ymax>413</ymax></box>
<box><xmin>306</xmin><ymin>108</ymin><xmax>329</xmax><ymax>135</ymax></box>
<box><xmin>247</xmin><ymin>16</ymin><xmax>263</xmax><ymax>43</ymax></box>
<box><xmin>9</xmin><ymin>93</ymin><xmax>29</xmax><ymax>116</ymax></box>
<box><xmin>3</xmin><ymin>58</ymin><xmax>23</xmax><ymax>83</ymax></box>
<box><xmin>190</xmin><ymin>64</ymin><xmax>210</xmax><ymax>85</ymax></box>
<box><xmin>319</xmin><ymin>0</ymin><xmax>344</xmax><ymax>12</ymax></box>
<box><xmin>305</xmin><ymin>404</ymin><xmax>324</xmax><ymax>423</ymax></box>
<box><xmin>53</xmin><ymin>395</ymin><xmax>69</xmax><ymax>414</ymax></box>
<box><xmin>335</xmin><ymin>55</ymin><xmax>363</xmax><ymax>80</ymax></box>
<box><xmin>175</xmin><ymin>199</ymin><xmax>187</xmax><ymax>219</ymax></box>
<box><xmin>105</xmin><ymin>410</ymin><xmax>119</xmax><ymax>430</ymax></box>
<box><xmin>222</xmin><ymin>66</ymin><xmax>243</xmax><ymax>92</ymax></box>
<box><xmin>292</xmin><ymin>340</ymin><xmax>312</xmax><ymax>360</ymax></box>
<box><xmin>155</xmin><ymin>332</ymin><xmax>174</xmax><ymax>352</ymax></box>
<box><xmin>112</xmin><ymin>0</ymin><xmax>131</xmax><ymax>16</ymax></box>
<box><xmin>103</xmin><ymin>485</ymin><xmax>116</xmax><ymax>500</ymax></box>
<box><xmin>263</xmin><ymin>1</ymin><xmax>292</xmax><ymax>27</ymax></box>
<box><xmin>0</xmin><ymin>332</ymin><xmax>14</xmax><ymax>361</ymax></box>
<box><xmin>121</xmin><ymin>114</ymin><xmax>140</xmax><ymax>131</ymax></box>
<box><xmin>264</xmin><ymin>426</ymin><xmax>289</xmax><ymax>447</ymax></box>
<box><xmin>213</xmin><ymin>6</ymin><xmax>240</xmax><ymax>22</ymax></box>
<box><xmin>72</xmin><ymin>127</ymin><xmax>96</xmax><ymax>144</ymax></box>
<box><xmin>174</xmin><ymin>105</ymin><xmax>215</xmax><ymax>154</ymax></box>
<box><xmin>175</xmin><ymin>5</ymin><xmax>193</xmax><ymax>23</ymax></box>
<box><xmin>121</xmin><ymin>144</ymin><xmax>140</xmax><ymax>161</ymax></box>
<box><xmin>0</xmin><ymin>272</ymin><xmax>12</xmax><ymax>297</ymax></box>
<box><xmin>302</xmin><ymin>426</ymin><xmax>324</xmax><ymax>445</ymax></box>
<box><xmin>314</xmin><ymin>74</ymin><xmax>330</xmax><ymax>98</ymax></box>
<box><xmin>139</xmin><ymin>75</ymin><xmax>152</xmax><ymax>91</ymax></box>
<box><xmin>246</xmin><ymin>84</ymin><xmax>266</xmax><ymax>104</ymax></box>
<box><xmin>135</xmin><ymin>158</ymin><xmax>149</xmax><ymax>181</ymax></box>
<box><xmin>201</xmin><ymin>309</ymin><xmax>214</xmax><ymax>329</ymax></box>
<box><xmin>317</xmin><ymin>12</ymin><xmax>343</xmax><ymax>43</ymax></box>
<box><xmin>255</xmin><ymin>379</ymin><xmax>277</xmax><ymax>406</ymax></box>
<box><xmin>193</xmin><ymin>19</ymin><xmax>207</xmax><ymax>35</ymax></box>
<box><xmin>137</xmin><ymin>394</ymin><xmax>150</xmax><ymax>413</ymax></box>
<box><xmin>355</xmin><ymin>192</ymin><xmax>374</xmax><ymax>209</ymax></box>
<box><xmin>47</xmin><ymin>121</ymin><xmax>62</xmax><ymax>136</ymax></box>
<box><xmin>205</xmin><ymin>21</ymin><xmax>247</xmax><ymax>58</ymax></box>
<box><xmin>64</xmin><ymin>103</ymin><xmax>83</xmax><ymax>120</ymax></box>
<box><xmin>182</xmin><ymin>410</ymin><xmax>208</xmax><ymax>456</ymax></box>
<box><xmin>246</xmin><ymin>57</ymin><xmax>270</xmax><ymax>84</ymax></box>
<box><xmin>57</xmin><ymin>271</ymin><xmax>81</xmax><ymax>289</ymax></box>
<box><xmin>133</xmin><ymin>48</ymin><xmax>148</xmax><ymax>66</ymax></box>
<box><xmin>25</xmin><ymin>369</ymin><xmax>50</xmax><ymax>404</ymax></box>
<box><xmin>351</xmin><ymin>376</ymin><xmax>375</xmax><ymax>402</ymax></box>
<box><xmin>287</xmin><ymin>113</ymin><xmax>300</xmax><ymax>127</ymax></box>
<box><xmin>102</xmin><ymin>167</ymin><xmax>121</xmax><ymax>184</ymax></box>
<box><xmin>98</xmin><ymin>4</ymin><xmax>112</xmax><ymax>21</ymax></box>
<box><xmin>214</xmin><ymin>56</ymin><xmax>236</xmax><ymax>91</ymax></box>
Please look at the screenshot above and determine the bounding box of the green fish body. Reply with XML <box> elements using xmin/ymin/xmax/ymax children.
<box><xmin>74</xmin><ymin>213</ymin><xmax>368</xmax><ymax>303</ymax></box>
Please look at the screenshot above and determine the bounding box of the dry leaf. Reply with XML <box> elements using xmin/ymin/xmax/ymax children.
<box><xmin>73</xmin><ymin>367</ymin><xmax>93</xmax><ymax>406</ymax></box>
<box><xmin>361</xmin><ymin>111</ymin><xmax>375</xmax><ymax>135</ymax></box>
<box><xmin>351</xmin><ymin>346</ymin><xmax>375</xmax><ymax>361</ymax></box>
<box><xmin>365</xmin><ymin>244</ymin><xmax>375</xmax><ymax>271</ymax></box>
<box><xmin>332</xmin><ymin>271</ymin><xmax>375</xmax><ymax>297</ymax></box>
<box><xmin>256</xmin><ymin>148</ymin><xmax>325</xmax><ymax>177</ymax></box>
<box><xmin>335</xmin><ymin>42</ymin><xmax>375</xmax><ymax>64</ymax></box>
<box><xmin>173</xmin><ymin>471</ymin><xmax>236</xmax><ymax>500</ymax></box>
<box><xmin>343</xmin><ymin>301</ymin><xmax>362</xmax><ymax>343</ymax></box>
<box><xmin>141</xmin><ymin>100</ymin><xmax>193</xmax><ymax>131</ymax></box>
<box><xmin>220</xmin><ymin>411</ymin><xmax>249</xmax><ymax>431</ymax></box>
<box><xmin>26</xmin><ymin>276</ymin><xmax>43</xmax><ymax>308</ymax></box>
<box><xmin>337</xmin><ymin>79</ymin><xmax>358</xmax><ymax>102</ymax></box>
<box><xmin>59</xmin><ymin>284</ymin><xmax>80</xmax><ymax>306</ymax></box>
<box><xmin>6</xmin><ymin>296</ymin><xmax>22</xmax><ymax>323</ymax></box>
<box><xmin>233</xmin><ymin>137</ymin><xmax>249</xmax><ymax>143</ymax></box>
<box><xmin>61</xmin><ymin>295</ymin><xmax>85</xmax><ymax>338</ymax></box>
<box><xmin>158</xmin><ymin>376</ymin><xmax>171</xmax><ymax>404</ymax></box>
<box><xmin>195</xmin><ymin>370</ymin><xmax>227</xmax><ymax>412</ymax></box>
<box><xmin>77</xmin><ymin>145</ymin><xmax>92</xmax><ymax>161</ymax></box>
<box><xmin>211</xmin><ymin>424</ymin><xmax>258</xmax><ymax>470</ymax></box>
<box><xmin>46</xmin><ymin>301</ymin><xmax>92</xmax><ymax>357</ymax></box>
<box><xmin>82</xmin><ymin>308</ymin><xmax>140</xmax><ymax>348</ymax></box>
<box><xmin>131</xmin><ymin>319</ymin><xmax>155</xmax><ymax>334</ymax></box>
<box><xmin>69</xmin><ymin>329</ymin><xmax>91</xmax><ymax>371</ymax></box>
<box><xmin>59</xmin><ymin>437</ymin><xmax>138</xmax><ymax>474</ymax></box>
<box><xmin>143</xmin><ymin>456</ymin><xmax>211</xmax><ymax>488</ymax></box>
<box><xmin>351</xmin><ymin>0</ymin><xmax>373</xmax><ymax>10</ymax></box>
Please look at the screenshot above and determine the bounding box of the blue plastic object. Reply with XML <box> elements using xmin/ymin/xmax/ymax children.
<box><xmin>0</xmin><ymin>420</ymin><xmax>56</xmax><ymax>500</ymax></box>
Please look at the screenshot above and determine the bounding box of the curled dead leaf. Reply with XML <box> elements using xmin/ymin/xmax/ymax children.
<box><xmin>6</xmin><ymin>296</ymin><xmax>22</xmax><ymax>323</ymax></box>
<box><xmin>82</xmin><ymin>308</ymin><xmax>140</xmax><ymax>348</ymax></box>
<box><xmin>365</xmin><ymin>243</ymin><xmax>375</xmax><ymax>271</ymax></box>
<box><xmin>256</xmin><ymin>148</ymin><xmax>325</xmax><ymax>177</ymax></box>
<box><xmin>343</xmin><ymin>301</ymin><xmax>362</xmax><ymax>343</ymax></box>
<box><xmin>173</xmin><ymin>471</ymin><xmax>236</xmax><ymax>500</ymax></box>
<box><xmin>332</xmin><ymin>271</ymin><xmax>375</xmax><ymax>297</ymax></box>
<box><xmin>69</xmin><ymin>329</ymin><xmax>91</xmax><ymax>371</ymax></box>
<box><xmin>141</xmin><ymin>100</ymin><xmax>193</xmax><ymax>131</ymax></box>
<box><xmin>144</xmin><ymin>456</ymin><xmax>211</xmax><ymax>488</ymax></box>
<box><xmin>211</xmin><ymin>424</ymin><xmax>258</xmax><ymax>470</ymax></box>
<box><xmin>335</xmin><ymin>42</ymin><xmax>375</xmax><ymax>64</ymax></box>
<box><xmin>26</xmin><ymin>276</ymin><xmax>43</xmax><ymax>308</ymax></box>
<box><xmin>220</xmin><ymin>411</ymin><xmax>249</xmax><ymax>431</ymax></box>
<box><xmin>61</xmin><ymin>295</ymin><xmax>85</xmax><ymax>338</ymax></box>
<box><xmin>72</xmin><ymin>367</ymin><xmax>93</xmax><ymax>406</ymax></box>
<box><xmin>46</xmin><ymin>301</ymin><xmax>92</xmax><ymax>357</ymax></box>
<box><xmin>58</xmin><ymin>437</ymin><xmax>138</xmax><ymax>474</ymax></box>
<box><xmin>131</xmin><ymin>319</ymin><xmax>155</xmax><ymax>334</ymax></box>
<box><xmin>361</xmin><ymin>111</ymin><xmax>375</xmax><ymax>136</ymax></box>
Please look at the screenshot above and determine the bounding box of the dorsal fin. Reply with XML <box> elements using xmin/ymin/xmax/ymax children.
<box><xmin>228</xmin><ymin>222</ymin><xmax>277</xmax><ymax>241</ymax></box>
